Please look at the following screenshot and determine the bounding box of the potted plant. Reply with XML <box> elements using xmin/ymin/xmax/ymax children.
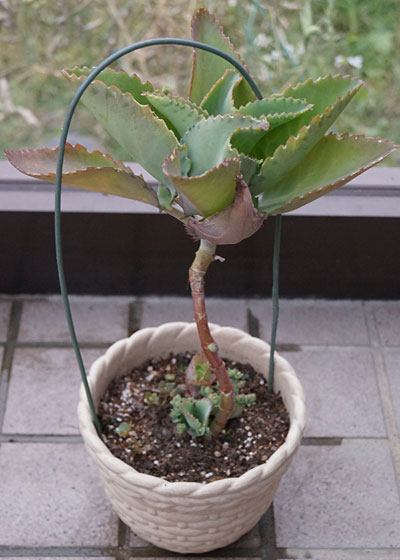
<box><xmin>5</xmin><ymin>8</ymin><xmax>397</xmax><ymax>554</ymax></box>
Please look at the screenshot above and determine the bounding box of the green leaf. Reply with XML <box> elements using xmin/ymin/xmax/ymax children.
<box><xmin>232</xmin><ymin>77</ymin><xmax>257</xmax><ymax>109</ymax></box>
<box><xmin>194</xmin><ymin>398</ymin><xmax>213</xmax><ymax>425</ymax></box>
<box><xmin>145</xmin><ymin>91</ymin><xmax>208</xmax><ymax>138</ymax></box>
<box><xmin>252</xmin><ymin>81</ymin><xmax>365</xmax><ymax>192</ymax></box>
<box><xmin>5</xmin><ymin>144</ymin><xmax>159</xmax><ymax>206</ymax></box>
<box><xmin>256</xmin><ymin>75</ymin><xmax>363</xmax><ymax>161</ymax></box>
<box><xmin>181</xmin><ymin>114</ymin><xmax>268</xmax><ymax>176</ymax></box>
<box><xmin>157</xmin><ymin>184</ymin><xmax>174</xmax><ymax>210</ymax></box>
<box><xmin>180</xmin><ymin>398</ymin><xmax>195</xmax><ymax>416</ymax></box>
<box><xmin>183</xmin><ymin>411</ymin><xmax>206</xmax><ymax>436</ymax></box>
<box><xmin>189</xmin><ymin>8</ymin><xmax>255</xmax><ymax>106</ymax></box>
<box><xmin>200</xmin><ymin>69</ymin><xmax>242</xmax><ymax>115</ymax></box>
<box><xmin>144</xmin><ymin>392</ymin><xmax>160</xmax><ymax>405</ymax></box>
<box><xmin>239</xmin><ymin>154</ymin><xmax>261</xmax><ymax>185</ymax></box>
<box><xmin>257</xmin><ymin>133</ymin><xmax>397</xmax><ymax>215</ymax></box>
<box><xmin>63</xmin><ymin>66</ymin><xmax>154</xmax><ymax>105</ymax></box>
<box><xmin>117</xmin><ymin>422</ymin><xmax>132</xmax><ymax>437</ymax></box>
<box><xmin>236</xmin><ymin>96</ymin><xmax>313</xmax><ymax>131</ymax></box>
<box><xmin>231</xmin><ymin>127</ymin><xmax>268</xmax><ymax>157</ymax></box>
<box><xmin>176</xmin><ymin>423</ymin><xmax>186</xmax><ymax>435</ymax></box>
<box><xmin>281</xmin><ymin>74</ymin><xmax>363</xmax><ymax>125</ymax></box>
<box><xmin>232</xmin><ymin>98</ymin><xmax>313</xmax><ymax>160</ymax></box>
<box><xmin>175</xmin><ymin>143</ymin><xmax>192</xmax><ymax>176</ymax></box>
<box><xmin>63</xmin><ymin>71</ymin><xmax>178</xmax><ymax>185</ymax></box>
<box><xmin>164</xmin><ymin>148</ymin><xmax>240</xmax><ymax>217</ymax></box>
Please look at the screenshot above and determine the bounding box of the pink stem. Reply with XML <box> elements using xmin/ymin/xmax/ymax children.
<box><xmin>188</xmin><ymin>240</ymin><xmax>234</xmax><ymax>435</ymax></box>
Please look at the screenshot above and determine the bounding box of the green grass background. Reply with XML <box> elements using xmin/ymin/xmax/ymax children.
<box><xmin>1</xmin><ymin>0</ymin><xmax>399</xmax><ymax>164</ymax></box>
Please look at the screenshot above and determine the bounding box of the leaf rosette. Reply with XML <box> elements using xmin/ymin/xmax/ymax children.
<box><xmin>4</xmin><ymin>8</ymin><xmax>398</xmax><ymax>245</ymax></box>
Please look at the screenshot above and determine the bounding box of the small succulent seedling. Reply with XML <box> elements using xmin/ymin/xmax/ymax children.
<box><xmin>117</xmin><ymin>421</ymin><xmax>132</xmax><ymax>437</ymax></box>
<box><xmin>5</xmin><ymin>9</ymin><xmax>399</xmax><ymax>437</ymax></box>
<box><xmin>171</xmin><ymin>367</ymin><xmax>256</xmax><ymax>437</ymax></box>
<box><xmin>170</xmin><ymin>394</ymin><xmax>213</xmax><ymax>437</ymax></box>
<box><xmin>144</xmin><ymin>391</ymin><xmax>160</xmax><ymax>406</ymax></box>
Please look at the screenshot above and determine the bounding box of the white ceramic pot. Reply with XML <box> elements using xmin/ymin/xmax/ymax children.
<box><xmin>78</xmin><ymin>322</ymin><xmax>306</xmax><ymax>553</ymax></box>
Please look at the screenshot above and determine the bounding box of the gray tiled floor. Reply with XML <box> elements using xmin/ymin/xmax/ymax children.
<box><xmin>140</xmin><ymin>296</ymin><xmax>248</xmax><ymax>330</ymax></box>
<box><xmin>383</xmin><ymin>347</ymin><xmax>400</xmax><ymax>433</ymax></box>
<box><xmin>249</xmin><ymin>299</ymin><xmax>370</xmax><ymax>345</ymax></box>
<box><xmin>367</xmin><ymin>301</ymin><xmax>400</xmax><ymax>346</ymax></box>
<box><xmin>18</xmin><ymin>297</ymin><xmax>130</xmax><ymax>344</ymax></box>
<box><xmin>3</xmin><ymin>347</ymin><xmax>102</xmax><ymax>434</ymax></box>
<box><xmin>274</xmin><ymin>439</ymin><xmax>400</xmax><ymax>548</ymax></box>
<box><xmin>0</xmin><ymin>442</ymin><xmax>118</xmax><ymax>546</ymax></box>
<box><xmin>282</xmin><ymin>347</ymin><xmax>386</xmax><ymax>437</ymax></box>
<box><xmin>0</xmin><ymin>300</ymin><xmax>11</xmax><ymax>342</ymax></box>
<box><xmin>0</xmin><ymin>295</ymin><xmax>399</xmax><ymax>560</ymax></box>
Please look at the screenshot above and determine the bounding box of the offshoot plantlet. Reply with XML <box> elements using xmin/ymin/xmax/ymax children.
<box><xmin>5</xmin><ymin>8</ymin><xmax>398</xmax><ymax>438</ymax></box>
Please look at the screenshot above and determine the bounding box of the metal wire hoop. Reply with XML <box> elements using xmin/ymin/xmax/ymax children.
<box><xmin>54</xmin><ymin>38</ymin><xmax>282</xmax><ymax>434</ymax></box>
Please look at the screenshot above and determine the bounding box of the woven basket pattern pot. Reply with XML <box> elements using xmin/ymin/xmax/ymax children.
<box><xmin>78</xmin><ymin>322</ymin><xmax>306</xmax><ymax>553</ymax></box>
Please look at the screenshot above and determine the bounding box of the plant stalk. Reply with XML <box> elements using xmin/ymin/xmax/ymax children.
<box><xmin>268</xmin><ymin>214</ymin><xmax>282</xmax><ymax>392</ymax></box>
<box><xmin>188</xmin><ymin>239</ymin><xmax>234</xmax><ymax>435</ymax></box>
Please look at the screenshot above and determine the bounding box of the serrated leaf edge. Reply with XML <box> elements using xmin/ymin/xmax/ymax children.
<box><xmin>258</xmin><ymin>80</ymin><xmax>364</xmax><ymax>170</ymax></box>
<box><xmin>64</xmin><ymin>71</ymin><xmax>180</xmax><ymax>164</ymax></box>
<box><xmin>63</xmin><ymin>70</ymin><xmax>173</xmax><ymax>131</ymax></box>
<box><xmin>62</xmin><ymin>66</ymin><xmax>155</xmax><ymax>95</ymax></box>
<box><xmin>189</xmin><ymin>7</ymin><xmax>255</xmax><ymax>97</ymax></box>
<box><xmin>163</xmin><ymin>149</ymin><xmax>240</xmax><ymax>181</ymax></box>
<box><xmin>280</xmin><ymin>72</ymin><xmax>364</xmax><ymax>97</ymax></box>
<box><xmin>5</xmin><ymin>142</ymin><xmax>145</xmax><ymax>180</ymax></box>
<box><xmin>182</xmin><ymin>410</ymin><xmax>205</xmax><ymax>432</ymax></box>
<box><xmin>268</xmin><ymin>132</ymin><xmax>398</xmax><ymax>215</ymax></box>
<box><xmin>236</xmin><ymin>95</ymin><xmax>313</xmax><ymax>121</ymax></box>
<box><xmin>145</xmin><ymin>90</ymin><xmax>209</xmax><ymax>118</ymax></box>
<box><xmin>181</xmin><ymin>113</ymin><xmax>269</xmax><ymax>141</ymax></box>
<box><xmin>191</xmin><ymin>8</ymin><xmax>250</xmax><ymax>69</ymax></box>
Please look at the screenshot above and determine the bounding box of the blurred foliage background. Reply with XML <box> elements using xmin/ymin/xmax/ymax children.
<box><xmin>1</xmin><ymin>0</ymin><xmax>399</xmax><ymax>164</ymax></box>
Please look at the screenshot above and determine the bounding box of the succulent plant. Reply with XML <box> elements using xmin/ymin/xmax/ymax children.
<box><xmin>5</xmin><ymin>8</ymin><xmax>398</xmax><ymax>436</ymax></box>
<box><xmin>170</xmin><ymin>368</ymin><xmax>255</xmax><ymax>438</ymax></box>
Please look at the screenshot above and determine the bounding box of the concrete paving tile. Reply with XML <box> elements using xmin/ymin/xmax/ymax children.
<box><xmin>129</xmin><ymin>527</ymin><xmax>154</xmax><ymax>547</ymax></box>
<box><xmin>226</xmin><ymin>521</ymin><xmax>261</xmax><ymax>548</ymax></box>
<box><xmin>3</xmin><ymin>347</ymin><xmax>104</xmax><ymax>434</ymax></box>
<box><xmin>274</xmin><ymin>440</ymin><xmax>400</xmax><ymax>548</ymax></box>
<box><xmin>383</xmin><ymin>348</ymin><xmax>400</xmax><ymax>432</ymax></box>
<box><xmin>18</xmin><ymin>297</ymin><xmax>130</xmax><ymax>343</ymax></box>
<box><xmin>0</xmin><ymin>300</ymin><xmax>11</xmax><ymax>342</ymax></box>
<box><xmin>205</xmin><ymin>297</ymin><xmax>249</xmax><ymax>331</ymax></box>
<box><xmin>140</xmin><ymin>296</ymin><xmax>194</xmax><ymax>328</ymax></box>
<box><xmin>280</xmin><ymin>347</ymin><xmax>386</xmax><ymax>437</ymax></box>
<box><xmin>368</xmin><ymin>301</ymin><xmax>400</xmax><ymax>346</ymax></box>
<box><xmin>140</xmin><ymin>296</ymin><xmax>248</xmax><ymax>331</ymax></box>
<box><xmin>0</xmin><ymin>442</ymin><xmax>118</xmax><ymax>546</ymax></box>
<box><xmin>249</xmin><ymin>299</ymin><xmax>369</xmax><ymax>346</ymax></box>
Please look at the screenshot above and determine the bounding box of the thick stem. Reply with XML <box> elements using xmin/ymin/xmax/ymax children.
<box><xmin>188</xmin><ymin>239</ymin><xmax>234</xmax><ymax>435</ymax></box>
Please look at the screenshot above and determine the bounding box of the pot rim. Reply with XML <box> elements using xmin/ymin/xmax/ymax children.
<box><xmin>78</xmin><ymin>321</ymin><xmax>306</xmax><ymax>495</ymax></box>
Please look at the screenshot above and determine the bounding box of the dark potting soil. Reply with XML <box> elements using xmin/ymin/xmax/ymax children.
<box><xmin>98</xmin><ymin>353</ymin><xmax>290</xmax><ymax>483</ymax></box>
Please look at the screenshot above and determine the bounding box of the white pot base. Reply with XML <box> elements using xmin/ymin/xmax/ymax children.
<box><xmin>78</xmin><ymin>322</ymin><xmax>306</xmax><ymax>553</ymax></box>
